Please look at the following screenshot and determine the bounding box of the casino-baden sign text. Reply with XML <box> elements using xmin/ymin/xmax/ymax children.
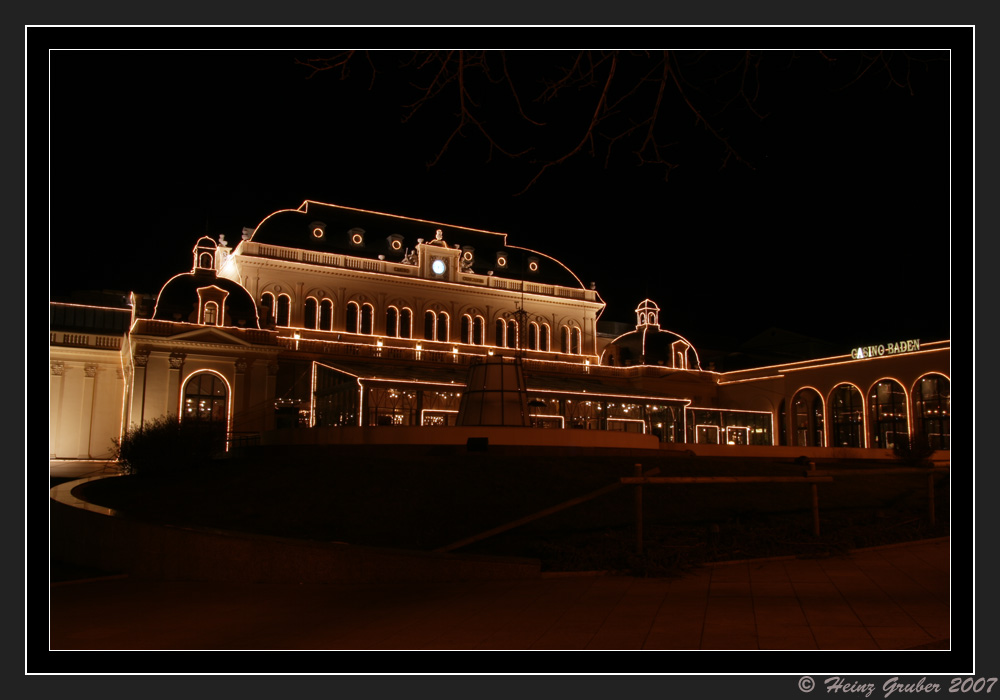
<box><xmin>851</xmin><ymin>339</ymin><xmax>920</xmax><ymax>360</ymax></box>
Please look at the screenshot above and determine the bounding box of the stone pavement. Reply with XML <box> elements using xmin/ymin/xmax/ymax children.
<box><xmin>48</xmin><ymin>538</ymin><xmax>949</xmax><ymax>651</ymax></box>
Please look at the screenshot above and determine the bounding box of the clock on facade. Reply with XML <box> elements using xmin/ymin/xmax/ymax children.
<box><xmin>431</xmin><ymin>259</ymin><xmax>447</xmax><ymax>275</ymax></box>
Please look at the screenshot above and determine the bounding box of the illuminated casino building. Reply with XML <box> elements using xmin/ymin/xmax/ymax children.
<box><xmin>49</xmin><ymin>201</ymin><xmax>951</xmax><ymax>459</ymax></box>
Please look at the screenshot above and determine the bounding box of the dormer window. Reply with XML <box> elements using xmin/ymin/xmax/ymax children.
<box><xmin>310</xmin><ymin>221</ymin><xmax>327</xmax><ymax>239</ymax></box>
<box><xmin>196</xmin><ymin>286</ymin><xmax>229</xmax><ymax>326</ymax></box>
<box><xmin>203</xmin><ymin>302</ymin><xmax>218</xmax><ymax>326</ymax></box>
<box><xmin>348</xmin><ymin>227</ymin><xmax>365</xmax><ymax>247</ymax></box>
<box><xmin>387</xmin><ymin>234</ymin><xmax>405</xmax><ymax>254</ymax></box>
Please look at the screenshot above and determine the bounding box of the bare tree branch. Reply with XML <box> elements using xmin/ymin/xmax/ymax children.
<box><xmin>296</xmin><ymin>50</ymin><xmax>933</xmax><ymax>193</ymax></box>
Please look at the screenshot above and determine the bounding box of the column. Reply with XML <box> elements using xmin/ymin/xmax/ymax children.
<box><xmin>50</xmin><ymin>361</ymin><xmax>64</xmax><ymax>458</ymax></box>
<box><xmin>76</xmin><ymin>364</ymin><xmax>97</xmax><ymax>458</ymax></box>
<box><xmin>233</xmin><ymin>357</ymin><xmax>248</xmax><ymax>433</ymax></box>
<box><xmin>167</xmin><ymin>352</ymin><xmax>185</xmax><ymax>418</ymax></box>
<box><xmin>129</xmin><ymin>350</ymin><xmax>149</xmax><ymax>428</ymax></box>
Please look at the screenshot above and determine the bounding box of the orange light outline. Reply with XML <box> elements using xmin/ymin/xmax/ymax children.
<box><xmin>49</xmin><ymin>301</ymin><xmax>133</xmax><ymax>312</ymax></box>
<box><xmin>725</xmin><ymin>426</ymin><xmax>750</xmax><ymax>445</ymax></box>
<box><xmin>721</xmin><ymin>342</ymin><xmax>950</xmax><ymax>377</ymax></box>
<box><xmin>693</xmin><ymin>424</ymin><xmax>720</xmax><ymax>444</ymax></box>
<box><xmin>717</xmin><ymin>374</ymin><xmax>786</xmax><ymax>385</ymax></box>
<box><xmin>530</xmin><ymin>414</ymin><xmax>566</xmax><ymax>428</ymax></box>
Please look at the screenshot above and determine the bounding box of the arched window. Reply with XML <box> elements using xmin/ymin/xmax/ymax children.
<box><xmin>386</xmin><ymin>306</ymin><xmax>399</xmax><ymax>337</ymax></box>
<box><xmin>319</xmin><ymin>299</ymin><xmax>333</xmax><ymax>331</ymax></box>
<box><xmin>425</xmin><ymin>310</ymin><xmax>437</xmax><ymax>340</ymax></box>
<box><xmin>540</xmin><ymin>324</ymin><xmax>550</xmax><ymax>352</ymax></box>
<box><xmin>868</xmin><ymin>379</ymin><xmax>908</xmax><ymax>449</ymax></box>
<box><xmin>399</xmin><ymin>307</ymin><xmax>412</xmax><ymax>338</ymax></box>
<box><xmin>912</xmin><ymin>374</ymin><xmax>949</xmax><ymax>449</ymax></box>
<box><xmin>506</xmin><ymin>319</ymin><xmax>518</xmax><ymax>348</ymax></box>
<box><xmin>829</xmin><ymin>384</ymin><xmax>865</xmax><ymax>448</ymax></box>
<box><xmin>571</xmin><ymin>327</ymin><xmax>581</xmax><ymax>355</ymax></box>
<box><xmin>560</xmin><ymin>326</ymin><xmax>570</xmax><ymax>354</ymax></box>
<box><xmin>198</xmin><ymin>252</ymin><xmax>213</xmax><ymax>269</ymax></box>
<box><xmin>437</xmin><ymin>311</ymin><xmax>449</xmax><ymax>342</ymax></box>
<box><xmin>360</xmin><ymin>303</ymin><xmax>374</xmax><ymax>335</ymax></box>
<box><xmin>473</xmin><ymin>315</ymin><xmax>485</xmax><ymax>345</ymax></box>
<box><xmin>182</xmin><ymin>372</ymin><xmax>228</xmax><ymax>424</ymax></box>
<box><xmin>203</xmin><ymin>301</ymin><xmax>218</xmax><ymax>326</ymax></box>
<box><xmin>346</xmin><ymin>301</ymin><xmax>360</xmax><ymax>333</ymax></box>
<box><xmin>304</xmin><ymin>297</ymin><xmax>318</xmax><ymax>330</ymax></box>
<box><xmin>495</xmin><ymin>319</ymin><xmax>506</xmax><ymax>347</ymax></box>
<box><xmin>260</xmin><ymin>292</ymin><xmax>275</xmax><ymax>326</ymax></box>
<box><xmin>792</xmin><ymin>388</ymin><xmax>825</xmax><ymax>447</ymax></box>
<box><xmin>528</xmin><ymin>322</ymin><xmax>539</xmax><ymax>350</ymax></box>
<box><xmin>461</xmin><ymin>314</ymin><xmax>473</xmax><ymax>344</ymax></box>
<box><xmin>275</xmin><ymin>294</ymin><xmax>290</xmax><ymax>327</ymax></box>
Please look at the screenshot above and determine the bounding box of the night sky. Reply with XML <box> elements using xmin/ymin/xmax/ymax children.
<box><xmin>44</xmin><ymin>40</ymin><xmax>966</xmax><ymax>352</ymax></box>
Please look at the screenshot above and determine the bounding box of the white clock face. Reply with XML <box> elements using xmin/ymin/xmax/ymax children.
<box><xmin>431</xmin><ymin>259</ymin><xmax>446</xmax><ymax>275</ymax></box>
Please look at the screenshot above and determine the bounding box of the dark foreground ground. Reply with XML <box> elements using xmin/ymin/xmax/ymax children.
<box><xmin>62</xmin><ymin>447</ymin><xmax>949</xmax><ymax>579</ymax></box>
<box><xmin>48</xmin><ymin>538</ymin><xmax>951</xmax><ymax>654</ymax></box>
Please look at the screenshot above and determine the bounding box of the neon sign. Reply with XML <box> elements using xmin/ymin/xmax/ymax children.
<box><xmin>851</xmin><ymin>339</ymin><xmax>920</xmax><ymax>360</ymax></box>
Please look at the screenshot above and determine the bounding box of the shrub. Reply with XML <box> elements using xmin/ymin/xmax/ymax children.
<box><xmin>113</xmin><ymin>415</ymin><xmax>226</xmax><ymax>476</ymax></box>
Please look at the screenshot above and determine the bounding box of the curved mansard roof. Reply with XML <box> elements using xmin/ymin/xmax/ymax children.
<box><xmin>247</xmin><ymin>201</ymin><xmax>587</xmax><ymax>290</ymax></box>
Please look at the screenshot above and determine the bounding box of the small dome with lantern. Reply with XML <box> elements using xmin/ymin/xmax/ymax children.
<box><xmin>152</xmin><ymin>237</ymin><xmax>260</xmax><ymax>328</ymax></box>
<box><xmin>600</xmin><ymin>299</ymin><xmax>700</xmax><ymax>370</ymax></box>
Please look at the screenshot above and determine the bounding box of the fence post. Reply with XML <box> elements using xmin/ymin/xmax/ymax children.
<box><xmin>808</xmin><ymin>461</ymin><xmax>820</xmax><ymax>537</ymax></box>
<box><xmin>634</xmin><ymin>463</ymin><xmax>643</xmax><ymax>555</ymax></box>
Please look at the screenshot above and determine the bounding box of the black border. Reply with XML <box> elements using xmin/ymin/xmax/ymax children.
<box><xmin>31</xmin><ymin>24</ymin><xmax>979</xmax><ymax>686</ymax></box>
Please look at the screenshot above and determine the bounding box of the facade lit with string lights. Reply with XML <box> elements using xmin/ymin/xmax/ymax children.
<box><xmin>49</xmin><ymin>201</ymin><xmax>950</xmax><ymax>460</ymax></box>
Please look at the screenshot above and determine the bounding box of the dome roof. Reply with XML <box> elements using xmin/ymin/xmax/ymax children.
<box><xmin>600</xmin><ymin>299</ymin><xmax>700</xmax><ymax>370</ymax></box>
<box><xmin>152</xmin><ymin>270</ymin><xmax>260</xmax><ymax>328</ymax></box>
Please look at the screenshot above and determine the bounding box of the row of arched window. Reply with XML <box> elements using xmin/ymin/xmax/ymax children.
<box><xmin>258</xmin><ymin>292</ymin><xmax>584</xmax><ymax>354</ymax></box>
<box><xmin>781</xmin><ymin>374</ymin><xmax>950</xmax><ymax>450</ymax></box>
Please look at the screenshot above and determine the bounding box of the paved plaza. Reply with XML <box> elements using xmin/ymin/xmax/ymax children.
<box><xmin>49</xmin><ymin>538</ymin><xmax>949</xmax><ymax>651</ymax></box>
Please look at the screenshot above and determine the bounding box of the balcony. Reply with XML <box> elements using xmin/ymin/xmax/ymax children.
<box><xmin>234</xmin><ymin>242</ymin><xmax>600</xmax><ymax>302</ymax></box>
<box><xmin>50</xmin><ymin>332</ymin><xmax>123</xmax><ymax>350</ymax></box>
